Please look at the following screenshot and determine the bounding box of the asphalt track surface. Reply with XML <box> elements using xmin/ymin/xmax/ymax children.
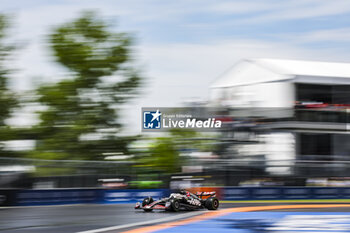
<box><xmin>1</xmin><ymin>203</ymin><xmax>350</xmax><ymax>233</ymax></box>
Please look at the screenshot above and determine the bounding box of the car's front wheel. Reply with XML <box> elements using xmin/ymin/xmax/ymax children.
<box><xmin>170</xmin><ymin>198</ymin><xmax>180</xmax><ymax>212</ymax></box>
<box><xmin>142</xmin><ymin>197</ymin><xmax>154</xmax><ymax>207</ymax></box>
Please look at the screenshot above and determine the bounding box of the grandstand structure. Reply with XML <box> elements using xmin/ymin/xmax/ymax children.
<box><xmin>210</xmin><ymin>59</ymin><xmax>350</xmax><ymax>180</ymax></box>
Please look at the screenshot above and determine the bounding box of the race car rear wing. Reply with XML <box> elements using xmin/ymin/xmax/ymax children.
<box><xmin>195</xmin><ymin>191</ymin><xmax>216</xmax><ymax>198</ymax></box>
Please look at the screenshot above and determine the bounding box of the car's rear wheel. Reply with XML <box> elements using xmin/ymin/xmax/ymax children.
<box><xmin>205</xmin><ymin>197</ymin><xmax>219</xmax><ymax>210</ymax></box>
<box><xmin>142</xmin><ymin>197</ymin><xmax>154</xmax><ymax>207</ymax></box>
<box><xmin>170</xmin><ymin>199</ymin><xmax>180</xmax><ymax>212</ymax></box>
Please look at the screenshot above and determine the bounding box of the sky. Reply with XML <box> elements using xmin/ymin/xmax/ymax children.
<box><xmin>1</xmin><ymin>0</ymin><xmax>350</xmax><ymax>133</ymax></box>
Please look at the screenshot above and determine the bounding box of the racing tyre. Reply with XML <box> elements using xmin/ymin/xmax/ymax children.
<box><xmin>205</xmin><ymin>197</ymin><xmax>219</xmax><ymax>210</ymax></box>
<box><xmin>142</xmin><ymin>197</ymin><xmax>154</xmax><ymax>207</ymax></box>
<box><xmin>170</xmin><ymin>199</ymin><xmax>180</xmax><ymax>212</ymax></box>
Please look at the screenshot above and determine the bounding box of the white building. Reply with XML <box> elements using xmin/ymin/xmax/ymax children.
<box><xmin>210</xmin><ymin>59</ymin><xmax>350</xmax><ymax>177</ymax></box>
<box><xmin>211</xmin><ymin>58</ymin><xmax>350</xmax><ymax>108</ymax></box>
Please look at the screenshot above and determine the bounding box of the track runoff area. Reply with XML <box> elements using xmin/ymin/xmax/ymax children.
<box><xmin>2</xmin><ymin>202</ymin><xmax>350</xmax><ymax>233</ymax></box>
<box><xmin>114</xmin><ymin>204</ymin><xmax>350</xmax><ymax>233</ymax></box>
<box><xmin>81</xmin><ymin>203</ymin><xmax>350</xmax><ymax>233</ymax></box>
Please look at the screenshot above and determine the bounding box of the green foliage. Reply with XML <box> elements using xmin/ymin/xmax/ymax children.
<box><xmin>0</xmin><ymin>14</ymin><xmax>18</xmax><ymax>155</ymax></box>
<box><xmin>148</xmin><ymin>137</ymin><xmax>180</xmax><ymax>173</ymax></box>
<box><xmin>169</xmin><ymin>129</ymin><xmax>218</xmax><ymax>152</ymax></box>
<box><xmin>134</xmin><ymin>130</ymin><xmax>194</xmax><ymax>174</ymax></box>
<box><xmin>0</xmin><ymin>15</ymin><xmax>17</xmax><ymax>125</ymax></box>
<box><xmin>133</xmin><ymin>129</ymin><xmax>219</xmax><ymax>175</ymax></box>
<box><xmin>32</xmin><ymin>12</ymin><xmax>141</xmax><ymax>160</ymax></box>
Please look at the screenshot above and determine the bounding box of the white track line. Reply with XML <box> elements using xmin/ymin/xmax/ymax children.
<box><xmin>0</xmin><ymin>203</ymin><xmax>127</xmax><ymax>209</ymax></box>
<box><xmin>76</xmin><ymin>211</ymin><xmax>206</xmax><ymax>233</ymax></box>
<box><xmin>0</xmin><ymin>204</ymin><xmax>86</xmax><ymax>209</ymax></box>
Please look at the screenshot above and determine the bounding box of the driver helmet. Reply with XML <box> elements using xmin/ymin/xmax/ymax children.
<box><xmin>180</xmin><ymin>189</ymin><xmax>190</xmax><ymax>196</ymax></box>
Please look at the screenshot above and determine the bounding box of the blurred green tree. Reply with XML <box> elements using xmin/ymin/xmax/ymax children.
<box><xmin>32</xmin><ymin>12</ymin><xmax>141</xmax><ymax>160</ymax></box>
<box><xmin>147</xmin><ymin>137</ymin><xmax>180</xmax><ymax>174</ymax></box>
<box><xmin>133</xmin><ymin>129</ymin><xmax>216</xmax><ymax>175</ymax></box>
<box><xmin>0</xmin><ymin>15</ymin><xmax>18</xmax><ymax>155</ymax></box>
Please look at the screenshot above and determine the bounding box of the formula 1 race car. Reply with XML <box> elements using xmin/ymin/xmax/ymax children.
<box><xmin>134</xmin><ymin>190</ymin><xmax>219</xmax><ymax>212</ymax></box>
